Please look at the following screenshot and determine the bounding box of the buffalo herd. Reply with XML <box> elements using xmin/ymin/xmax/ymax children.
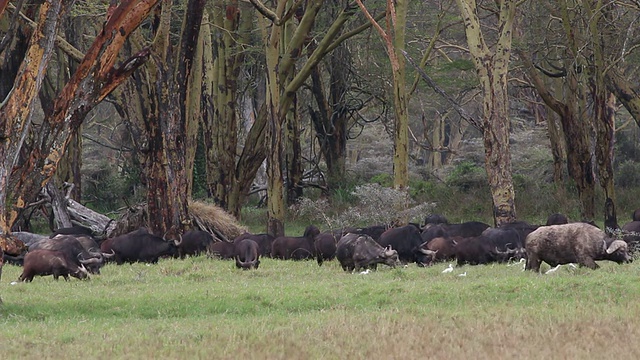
<box><xmin>2</xmin><ymin>210</ymin><xmax>639</xmax><ymax>282</ymax></box>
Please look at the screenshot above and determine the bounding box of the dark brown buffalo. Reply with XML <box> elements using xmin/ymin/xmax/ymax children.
<box><xmin>271</xmin><ymin>225</ymin><xmax>320</xmax><ymax>260</ymax></box>
<box><xmin>234</xmin><ymin>233</ymin><xmax>275</xmax><ymax>257</ymax></box>
<box><xmin>421</xmin><ymin>221</ymin><xmax>491</xmax><ymax>244</ymax></box>
<box><xmin>314</xmin><ymin>229</ymin><xmax>354</xmax><ymax>266</ymax></box>
<box><xmin>235</xmin><ymin>239</ymin><xmax>260</xmax><ymax>270</ymax></box>
<box><xmin>546</xmin><ymin>213</ymin><xmax>569</xmax><ymax>226</ymax></box>
<box><xmin>525</xmin><ymin>223</ymin><xmax>632</xmax><ymax>271</ymax></box>
<box><xmin>29</xmin><ymin>235</ymin><xmax>107</xmax><ymax>274</ymax></box>
<box><xmin>632</xmin><ymin>208</ymin><xmax>640</xmax><ymax>222</ymax></box>
<box><xmin>208</xmin><ymin>241</ymin><xmax>236</xmax><ymax>259</ymax></box>
<box><xmin>19</xmin><ymin>249</ymin><xmax>89</xmax><ymax>282</ymax></box>
<box><xmin>177</xmin><ymin>230</ymin><xmax>215</xmax><ymax>258</ymax></box>
<box><xmin>336</xmin><ymin>233</ymin><xmax>400</xmax><ymax>272</ymax></box>
<box><xmin>378</xmin><ymin>225</ymin><xmax>437</xmax><ymax>266</ymax></box>
<box><xmin>107</xmin><ymin>227</ymin><xmax>181</xmax><ymax>264</ymax></box>
<box><xmin>351</xmin><ymin>225</ymin><xmax>390</xmax><ymax>242</ymax></box>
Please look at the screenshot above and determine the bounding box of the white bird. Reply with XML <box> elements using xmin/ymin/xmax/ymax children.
<box><xmin>544</xmin><ymin>264</ymin><xmax>562</xmax><ymax>274</ymax></box>
<box><xmin>442</xmin><ymin>263</ymin><xmax>454</xmax><ymax>273</ymax></box>
<box><xmin>10</xmin><ymin>281</ymin><xmax>17</xmax><ymax>285</ymax></box>
<box><xmin>457</xmin><ymin>272</ymin><xmax>467</xmax><ymax>277</ymax></box>
<box><xmin>568</xmin><ymin>263</ymin><xmax>577</xmax><ymax>269</ymax></box>
<box><xmin>359</xmin><ymin>269</ymin><xmax>370</xmax><ymax>275</ymax></box>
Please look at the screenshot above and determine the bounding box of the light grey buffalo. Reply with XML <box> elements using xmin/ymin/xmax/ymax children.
<box><xmin>525</xmin><ymin>223</ymin><xmax>632</xmax><ymax>272</ymax></box>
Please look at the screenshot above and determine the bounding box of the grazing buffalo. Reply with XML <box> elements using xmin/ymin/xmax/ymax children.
<box><xmin>107</xmin><ymin>228</ymin><xmax>181</xmax><ymax>264</ymax></box>
<box><xmin>525</xmin><ymin>223</ymin><xmax>632</xmax><ymax>271</ymax></box>
<box><xmin>29</xmin><ymin>234</ymin><xmax>108</xmax><ymax>274</ymax></box>
<box><xmin>425</xmin><ymin>236</ymin><xmax>460</xmax><ymax>262</ymax></box>
<box><xmin>177</xmin><ymin>230</ymin><xmax>215</xmax><ymax>258</ymax></box>
<box><xmin>271</xmin><ymin>225</ymin><xmax>320</xmax><ymax>260</ymax></box>
<box><xmin>621</xmin><ymin>221</ymin><xmax>640</xmax><ymax>245</ymax></box>
<box><xmin>421</xmin><ymin>221</ymin><xmax>491</xmax><ymax>244</ymax></box>
<box><xmin>19</xmin><ymin>249</ymin><xmax>89</xmax><ymax>282</ymax></box>
<box><xmin>633</xmin><ymin>208</ymin><xmax>640</xmax><ymax>222</ymax></box>
<box><xmin>546</xmin><ymin>213</ymin><xmax>569</xmax><ymax>226</ymax></box>
<box><xmin>454</xmin><ymin>236</ymin><xmax>498</xmax><ymax>266</ymax></box>
<box><xmin>234</xmin><ymin>233</ymin><xmax>275</xmax><ymax>257</ymax></box>
<box><xmin>351</xmin><ymin>225</ymin><xmax>391</xmax><ymax>242</ymax></box>
<box><xmin>235</xmin><ymin>239</ymin><xmax>260</xmax><ymax>270</ymax></box>
<box><xmin>2</xmin><ymin>252</ymin><xmax>24</xmax><ymax>266</ymax></box>
<box><xmin>208</xmin><ymin>241</ymin><xmax>236</xmax><ymax>259</ymax></box>
<box><xmin>336</xmin><ymin>233</ymin><xmax>400</xmax><ymax>272</ymax></box>
<box><xmin>378</xmin><ymin>225</ymin><xmax>437</xmax><ymax>266</ymax></box>
<box><xmin>314</xmin><ymin>229</ymin><xmax>353</xmax><ymax>266</ymax></box>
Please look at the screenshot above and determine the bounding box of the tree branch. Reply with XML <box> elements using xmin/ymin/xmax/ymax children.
<box><xmin>402</xmin><ymin>50</ymin><xmax>482</xmax><ymax>131</ymax></box>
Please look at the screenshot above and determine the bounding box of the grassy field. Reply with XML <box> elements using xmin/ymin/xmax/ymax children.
<box><xmin>1</xmin><ymin>256</ymin><xmax>640</xmax><ymax>359</ymax></box>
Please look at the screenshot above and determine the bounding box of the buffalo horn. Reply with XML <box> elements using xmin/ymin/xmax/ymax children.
<box><xmin>606</xmin><ymin>240</ymin><xmax>628</xmax><ymax>254</ymax></box>
<box><xmin>102</xmin><ymin>249</ymin><xmax>116</xmax><ymax>258</ymax></box>
<box><xmin>79</xmin><ymin>257</ymin><xmax>102</xmax><ymax>265</ymax></box>
<box><xmin>419</xmin><ymin>248</ymin><xmax>437</xmax><ymax>255</ymax></box>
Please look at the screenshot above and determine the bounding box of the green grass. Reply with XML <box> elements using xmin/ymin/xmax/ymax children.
<box><xmin>2</xmin><ymin>257</ymin><xmax>640</xmax><ymax>359</ymax></box>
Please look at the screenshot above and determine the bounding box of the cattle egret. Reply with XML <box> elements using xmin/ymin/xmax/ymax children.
<box><xmin>442</xmin><ymin>263</ymin><xmax>454</xmax><ymax>273</ymax></box>
<box><xmin>458</xmin><ymin>272</ymin><xmax>467</xmax><ymax>277</ymax></box>
<box><xmin>544</xmin><ymin>264</ymin><xmax>562</xmax><ymax>274</ymax></box>
<box><xmin>568</xmin><ymin>263</ymin><xmax>577</xmax><ymax>269</ymax></box>
<box><xmin>359</xmin><ymin>269</ymin><xmax>370</xmax><ymax>275</ymax></box>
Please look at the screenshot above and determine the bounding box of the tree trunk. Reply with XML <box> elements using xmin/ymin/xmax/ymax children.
<box><xmin>456</xmin><ymin>0</ymin><xmax>517</xmax><ymax>226</ymax></box>
<box><xmin>3</xmin><ymin>0</ymin><xmax>160</xmax><ymax>238</ymax></box>
<box><xmin>0</xmin><ymin>0</ymin><xmax>67</xmax><ymax>240</ymax></box>
<box><xmin>144</xmin><ymin>0</ymin><xmax>206</xmax><ymax>238</ymax></box>
<box><xmin>517</xmin><ymin>49</ymin><xmax>595</xmax><ymax>221</ymax></box>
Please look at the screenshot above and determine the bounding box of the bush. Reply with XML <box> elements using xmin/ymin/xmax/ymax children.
<box><xmin>446</xmin><ymin>161</ymin><xmax>487</xmax><ymax>192</ymax></box>
<box><xmin>616</xmin><ymin>160</ymin><xmax>640</xmax><ymax>188</ymax></box>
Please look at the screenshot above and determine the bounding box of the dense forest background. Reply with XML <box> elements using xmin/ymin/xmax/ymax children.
<box><xmin>2</xmin><ymin>0</ymin><xmax>640</xmax><ymax>247</ymax></box>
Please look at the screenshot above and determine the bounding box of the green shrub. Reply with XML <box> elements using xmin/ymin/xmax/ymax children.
<box><xmin>446</xmin><ymin>161</ymin><xmax>487</xmax><ymax>192</ymax></box>
<box><xmin>616</xmin><ymin>160</ymin><xmax>640</xmax><ymax>188</ymax></box>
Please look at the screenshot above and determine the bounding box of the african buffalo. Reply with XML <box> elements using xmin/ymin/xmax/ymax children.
<box><xmin>177</xmin><ymin>230</ymin><xmax>215</xmax><ymax>258</ymax></box>
<box><xmin>425</xmin><ymin>236</ymin><xmax>460</xmax><ymax>262</ymax></box>
<box><xmin>314</xmin><ymin>229</ymin><xmax>353</xmax><ymax>266</ymax></box>
<box><xmin>19</xmin><ymin>249</ymin><xmax>89</xmax><ymax>282</ymax></box>
<box><xmin>424</xmin><ymin>214</ymin><xmax>449</xmax><ymax>227</ymax></box>
<box><xmin>234</xmin><ymin>232</ymin><xmax>275</xmax><ymax>257</ymax></box>
<box><xmin>107</xmin><ymin>227</ymin><xmax>181</xmax><ymax>264</ymax></box>
<box><xmin>12</xmin><ymin>232</ymin><xmax>48</xmax><ymax>248</ymax></box>
<box><xmin>621</xmin><ymin>221</ymin><xmax>640</xmax><ymax>244</ymax></box>
<box><xmin>525</xmin><ymin>223</ymin><xmax>632</xmax><ymax>271</ymax></box>
<box><xmin>421</xmin><ymin>221</ymin><xmax>491</xmax><ymax>244</ymax></box>
<box><xmin>29</xmin><ymin>234</ymin><xmax>108</xmax><ymax>274</ymax></box>
<box><xmin>378</xmin><ymin>225</ymin><xmax>437</xmax><ymax>266</ymax></box>
<box><xmin>633</xmin><ymin>208</ymin><xmax>640</xmax><ymax>222</ymax></box>
<box><xmin>351</xmin><ymin>225</ymin><xmax>390</xmax><ymax>242</ymax></box>
<box><xmin>208</xmin><ymin>241</ymin><xmax>236</xmax><ymax>259</ymax></box>
<box><xmin>271</xmin><ymin>225</ymin><xmax>320</xmax><ymax>260</ymax></box>
<box><xmin>336</xmin><ymin>233</ymin><xmax>400</xmax><ymax>272</ymax></box>
<box><xmin>545</xmin><ymin>213</ymin><xmax>569</xmax><ymax>226</ymax></box>
<box><xmin>235</xmin><ymin>239</ymin><xmax>260</xmax><ymax>270</ymax></box>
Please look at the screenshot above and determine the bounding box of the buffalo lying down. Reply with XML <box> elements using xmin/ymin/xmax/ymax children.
<box><xmin>525</xmin><ymin>223</ymin><xmax>632</xmax><ymax>272</ymax></box>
